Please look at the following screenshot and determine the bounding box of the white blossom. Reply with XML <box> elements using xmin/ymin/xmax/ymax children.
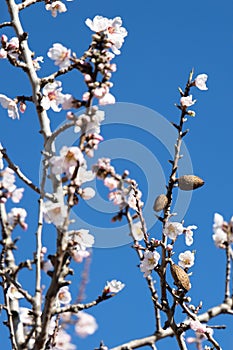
<box><xmin>140</xmin><ymin>250</ymin><xmax>160</xmax><ymax>277</ymax></box>
<box><xmin>48</xmin><ymin>43</ymin><xmax>71</xmax><ymax>68</ymax></box>
<box><xmin>85</xmin><ymin>15</ymin><xmax>110</xmax><ymax>32</ymax></box>
<box><xmin>99</xmin><ymin>91</ymin><xmax>116</xmax><ymax>105</ymax></box>
<box><xmin>163</xmin><ymin>221</ymin><xmax>184</xmax><ymax>240</ymax></box>
<box><xmin>50</xmin><ymin>146</ymin><xmax>84</xmax><ymax>178</ymax></box>
<box><xmin>194</xmin><ymin>74</ymin><xmax>208</xmax><ymax>90</ymax></box>
<box><xmin>180</xmin><ymin>95</ymin><xmax>196</xmax><ymax>108</ymax></box>
<box><xmin>52</xmin><ymin>329</ymin><xmax>76</xmax><ymax>350</ymax></box>
<box><xmin>212</xmin><ymin>212</ymin><xmax>229</xmax><ymax>247</ymax></box>
<box><xmin>67</xmin><ymin>229</ymin><xmax>95</xmax><ymax>249</ymax></box>
<box><xmin>7</xmin><ymin>207</ymin><xmax>28</xmax><ymax>230</ymax></box>
<box><xmin>57</xmin><ymin>286</ymin><xmax>72</xmax><ymax>305</ymax></box>
<box><xmin>105</xmin><ymin>279</ymin><xmax>125</xmax><ymax>294</ymax></box>
<box><xmin>43</xmin><ymin>200</ymin><xmax>67</xmax><ymax>227</ymax></box>
<box><xmin>131</xmin><ymin>221</ymin><xmax>144</xmax><ymax>241</ymax></box>
<box><xmin>178</xmin><ymin>250</ymin><xmax>195</xmax><ymax>269</ymax></box>
<box><xmin>75</xmin><ymin>312</ymin><xmax>98</xmax><ymax>338</ymax></box>
<box><xmin>81</xmin><ymin>187</ymin><xmax>95</xmax><ymax>200</ymax></box>
<box><xmin>0</xmin><ymin>94</ymin><xmax>19</xmax><ymax>119</ymax></box>
<box><xmin>41</xmin><ymin>81</ymin><xmax>64</xmax><ymax>112</ymax></box>
<box><xmin>184</xmin><ymin>225</ymin><xmax>197</xmax><ymax>246</ymax></box>
<box><xmin>74</xmin><ymin>109</ymin><xmax>105</xmax><ymax>135</ymax></box>
<box><xmin>85</xmin><ymin>15</ymin><xmax>127</xmax><ymax>55</ymax></box>
<box><xmin>45</xmin><ymin>1</ymin><xmax>67</xmax><ymax>17</ymax></box>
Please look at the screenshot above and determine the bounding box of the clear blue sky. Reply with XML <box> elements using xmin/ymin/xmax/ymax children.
<box><xmin>0</xmin><ymin>0</ymin><xmax>233</xmax><ymax>349</ymax></box>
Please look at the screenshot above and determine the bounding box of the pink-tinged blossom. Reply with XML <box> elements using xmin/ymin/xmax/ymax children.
<box><xmin>85</xmin><ymin>15</ymin><xmax>127</xmax><ymax>55</ymax></box>
<box><xmin>71</xmin><ymin>249</ymin><xmax>90</xmax><ymax>263</ymax></box>
<box><xmin>127</xmin><ymin>189</ymin><xmax>143</xmax><ymax>210</ymax></box>
<box><xmin>178</xmin><ymin>250</ymin><xmax>195</xmax><ymax>269</ymax></box>
<box><xmin>1</xmin><ymin>167</ymin><xmax>15</xmax><ymax>189</ymax></box>
<box><xmin>61</xmin><ymin>93</ymin><xmax>75</xmax><ymax>109</ymax></box>
<box><xmin>52</xmin><ymin>329</ymin><xmax>76</xmax><ymax>350</ymax></box>
<box><xmin>75</xmin><ymin>312</ymin><xmax>98</xmax><ymax>338</ymax></box>
<box><xmin>180</xmin><ymin>95</ymin><xmax>196</xmax><ymax>108</ymax></box>
<box><xmin>131</xmin><ymin>221</ymin><xmax>144</xmax><ymax>241</ymax></box>
<box><xmin>74</xmin><ymin>109</ymin><xmax>105</xmax><ymax>135</ymax></box>
<box><xmin>140</xmin><ymin>250</ymin><xmax>160</xmax><ymax>277</ymax></box>
<box><xmin>48</xmin><ymin>43</ymin><xmax>71</xmax><ymax>68</ymax></box>
<box><xmin>19</xmin><ymin>101</ymin><xmax>27</xmax><ymax>113</ymax></box>
<box><xmin>99</xmin><ymin>91</ymin><xmax>116</xmax><ymax>105</ymax></box>
<box><xmin>163</xmin><ymin>221</ymin><xmax>184</xmax><ymax>240</ymax></box>
<box><xmin>104</xmin><ymin>177</ymin><xmax>119</xmax><ymax>190</ymax></box>
<box><xmin>45</xmin><ymin>1</ymin><xmax>67</xmax><ymax>17</ymax></box>
<box><xmin>104</xmin><ymin>279</ymin><xmax>125</xmax><ymax>294</ymax></box>
<box><xmin>190</xmin><ymin>320</ymin><xmax>213</xmax><ymax>338</ymax></box>
<box><xmin>80</xmin><ymin>187</ymin><xmax>95</xmax><ymax>200</ymax></box>
<box><xmin>0</xmin><ymin>48</ymin><xmax>7</xmax><ymax>59</ymax></box>
<box><xmin>82</xmin><ymin>91</ymin><xmax>90</xmax><ymax>101</ymax></box>
<box><xmin>85</xmin><ymin>15</ymin><xmax>110</xmax><ymax>32</ymax></box>
<box><xmin>41</xmin><ymin>81</ymin><xmax>64</xmax><ymax>112</ymax></box>
<box><xmin>0</xmin><ymin>94</ymin><xmax>19</xmax><ymax>119</ymax></box>
<box><xmin>183</xmin><ymin>225</ymin><xmax>197</xmax><ymax>246</ymax></box>
<box><xmin>212</xmin><ymin>212</ymin><xmax>230</xmax><ymax>247</ymax></box>
<box><xmin>109</xmin><ymin>190</ymin><xmax>125</xmax><ymax>207</ymax></box>
<box><xmin>43</xmin><ymin>200</ymin><xmax>67</xmax><ymax>227</ymax></box>
<box><xmin>106</xmin><ymin>17</ymin><xmax>128</xmax><ymax>55</ymax></box>
<box><xmin>194</xmin><ymin>74</ymin><xmax>208</xmax><ymax>91</ymax></box>
<box><xmin>67</xmin><ymin>229</ymin><xmax>95</xmax><ymax>249</ymax></box>
<box><xmin>11</xmin><ymin>187</ymin><xmax>24</xmax><ymax>203</ymax></box>
<box><xmin>57</xmin><ymin>286</ymin><xmax>72</xmax><ymax>305</ymax></box>
<box><xmin>50</xmin><ymin>146</ymin><xmax>84</xmax><ymax>178</ymax></box>
<box><xmin>7</xmin><ymin>207</ymin><xmax>28</xmax><ymax>230</ymax></box>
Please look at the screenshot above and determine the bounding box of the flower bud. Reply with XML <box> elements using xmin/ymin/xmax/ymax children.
<box><xmin>177</xmin><ymin>175</ymin><xmax>204</xmax><ymax>191</ymax></box>
<box><xmin>153</xmin><ymin>194</ymin><xmax>168</xmax><ymax>212</ymax></box>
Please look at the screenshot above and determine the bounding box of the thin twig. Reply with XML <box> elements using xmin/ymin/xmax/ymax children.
<box><xmin>18</xmin><ymin>0</ymin><xmax>44</xmax><ymax>11</ymax></box>
<box><xmin>0</xmin><ymin>21</ymin><xmax>12</xmax><ymax>28</ymax></box>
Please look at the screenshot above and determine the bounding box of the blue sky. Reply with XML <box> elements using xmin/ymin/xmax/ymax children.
<box><xmin>0</xmin><ymin>0</ymin><xmax>233</xmax><ymax>349</ymax></box>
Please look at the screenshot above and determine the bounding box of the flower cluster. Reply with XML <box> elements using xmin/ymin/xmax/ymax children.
<box><xmin>212</xmin><ymin>212</ymin><xmax>233</xmax><ymax>248</ymax></box>
<box><xmin>7</xmin><ymin>207</ymin><xmax>28</xmax><ymax>230</ymax></box>
<box><xmin>186</xmin><ymin>320</ymin><xmax>213</xmax><ymax>347</ymax></box>
<box><xmin>163</xmin><ymin>221</ymin><xmax>197</xmax><ymax>246</ymax></box>
<box><xmin>85</xmin><ymin>15</ymin><xmax>127</xmax><ymax>55</ymax></box>
<box><xmin>0</xmin><ymin>94</ymin><xmax>20</xmax><ymax>119</ymax></box>
<box><xmin>49</xmin><ymin>145</ymin><xmax>96</xmax><ymax>207</ymax></box>
<box><xmin>0</xmin><ymin>167</ymin><xmax>24</xmax><ymax>203</ymax></box>
<box><xmin>93</xmin><ymin>158</ymin><xmax>144</xmax><ymax>213</ymax></box>
<box><xmin>73</xmin><ymin>108</ymin><xmax>105</xmax><ymax>157</ymax></box>
<box><xmin>179</xmin><ymin>73</ymin><xmax>208</xmax><ymax>114</ymax></box>
<box><xmin>0</xmin><ymin>35</ymin><xmax>19</xmax><ymax>60</ymax></box>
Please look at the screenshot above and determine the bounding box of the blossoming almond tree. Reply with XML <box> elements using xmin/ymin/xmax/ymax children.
<box><xmin>0</xmin><ymin>1</ymin><xmax>232</xmax><ymax>350</ymax></box>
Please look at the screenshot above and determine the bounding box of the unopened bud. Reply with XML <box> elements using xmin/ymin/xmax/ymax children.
<box><xmin>153</xmin><ymin>194</ymin><xmax>168</xmax><ymax>212</ymax></box>
<box><xmin>177</xmin><ymin>175</ymin><xmax>204</xmax><ymax>191</ymax></box>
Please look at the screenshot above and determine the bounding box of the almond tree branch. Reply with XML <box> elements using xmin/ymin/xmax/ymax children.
<box><xmin>18</xmin><ymin>0</ymin><xmax>44</xmax><ymax>11</ymax></box>
<box><xmin>33</xmin><ymin>197</ymin><xmax>43</xmax><ymax>339</ymax></box>
<box><xmin>110</xmin><ymin>300</ymin><xmax>233</xmax><ymax>350</ymax></box>
<box><xmin>0</xmin><ymin>21</ymin><xmax>12</xmax><ymax>28</ymax></box>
